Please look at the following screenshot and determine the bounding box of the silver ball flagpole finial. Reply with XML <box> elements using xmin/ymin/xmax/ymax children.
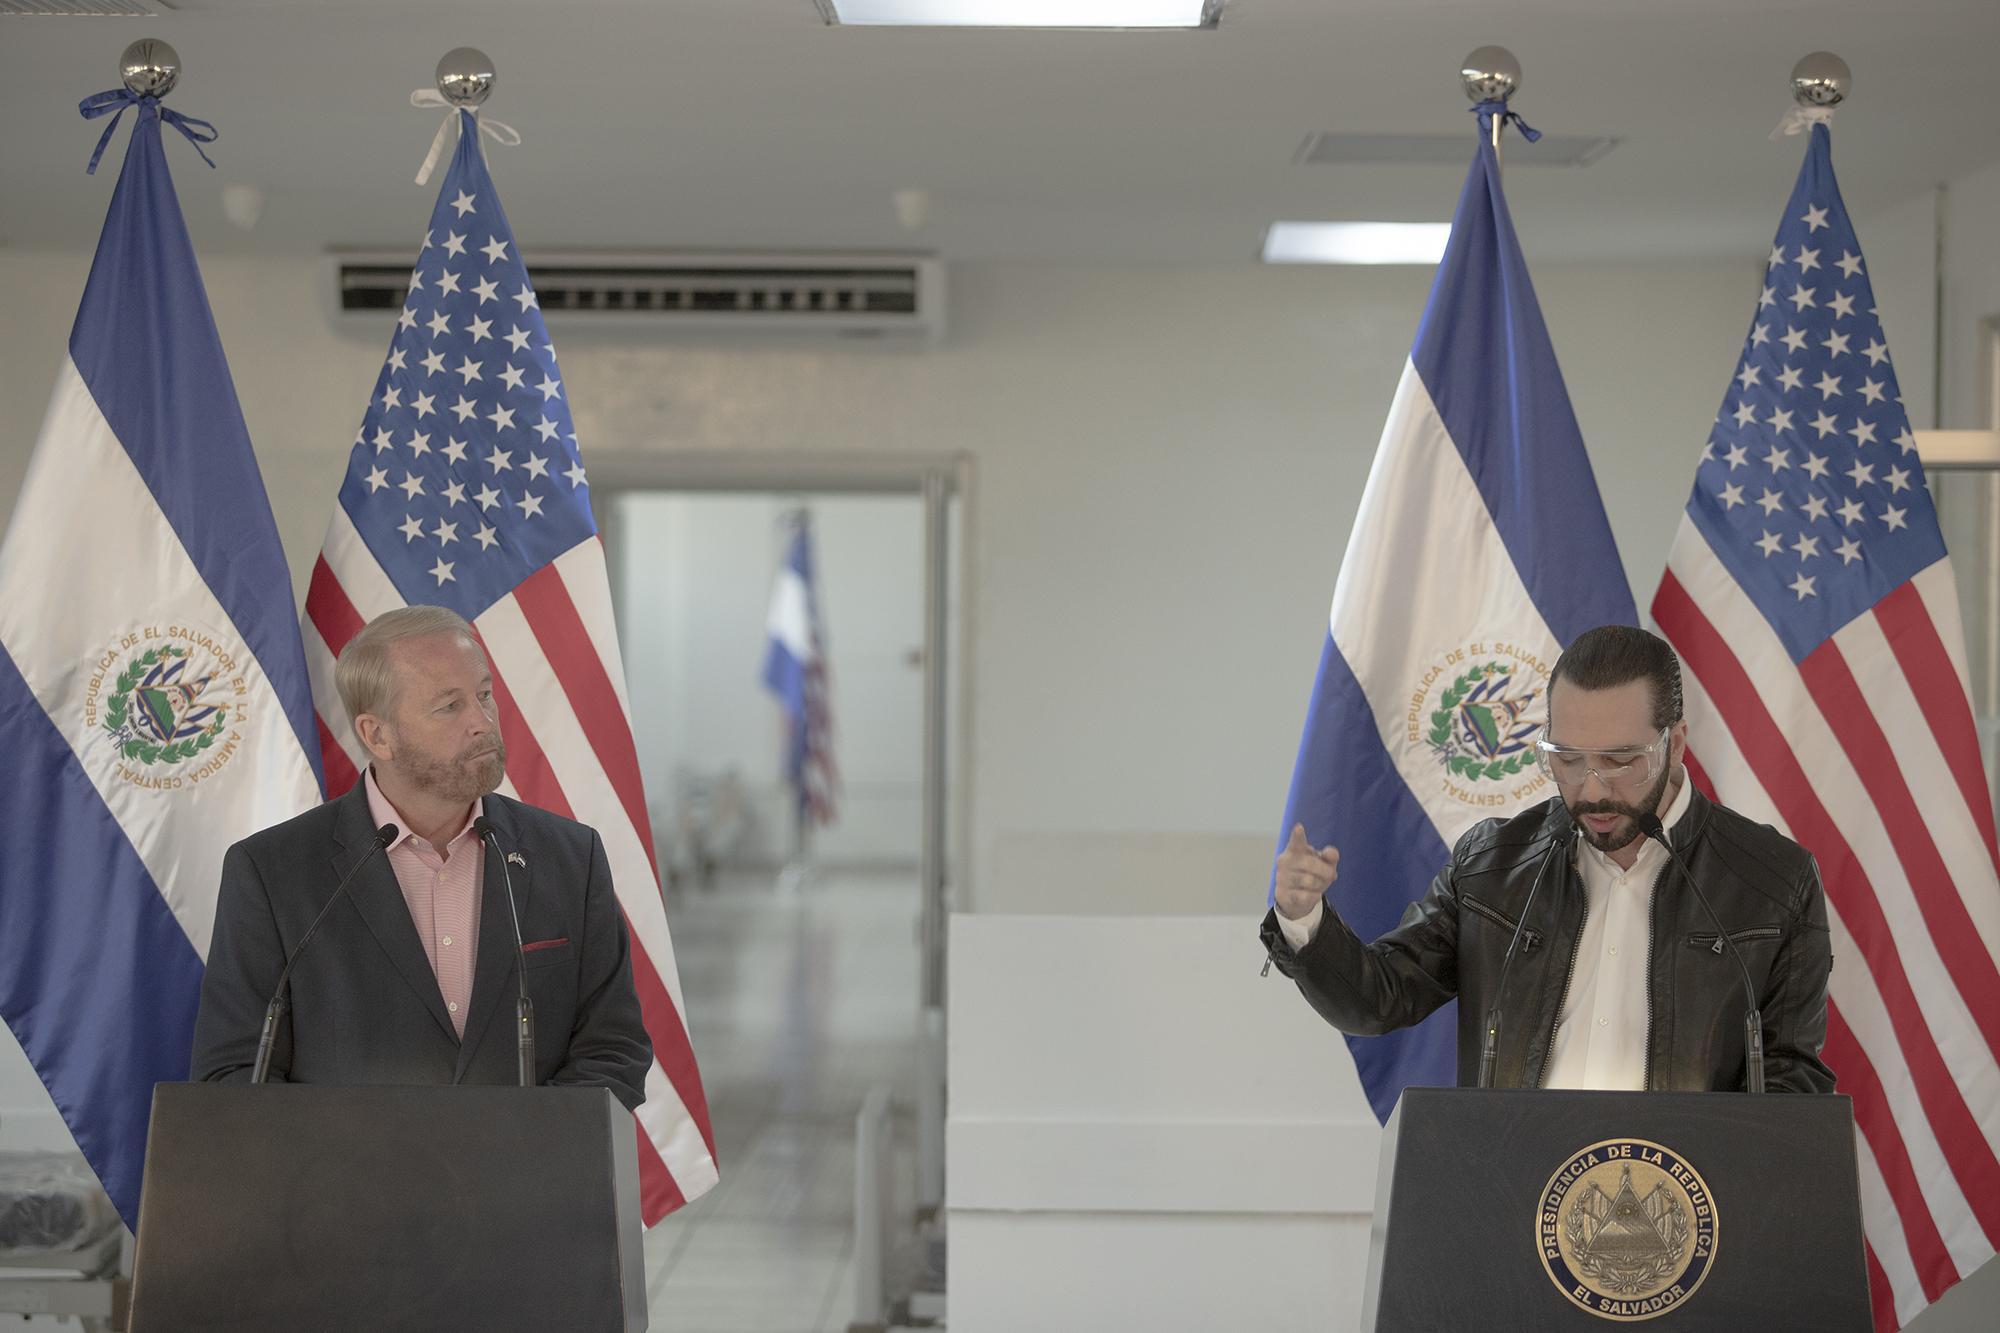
<box><xmin>1790</xmin><ymin>51</ymin><xmax>1851</xmax><ymax>108</ymax></box>
<box><xmin>1459</xmin><ymin>46</ymin><xmax>1521</xmax><ymax>104</ymax></box>
<box><xmin>435</xmin><ymin>47</ymin><xmax>496</xmax><ymax>109</ymax></box>
<box><xmin>120</xmin><ymin>38</ymin><xmax>180</xmax><ymax>99</ymax></box>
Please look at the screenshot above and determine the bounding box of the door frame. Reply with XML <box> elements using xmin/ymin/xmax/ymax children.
<box><xmin>587</xmin><ymin>447</ymin><xmax>974</xmax><ymax>1012</ymax></box>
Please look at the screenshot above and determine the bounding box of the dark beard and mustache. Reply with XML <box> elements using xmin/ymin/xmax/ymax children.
<box><xmin>1564</xmin><ymin>760</ymin><xmax>1674</xmax><ymax>854</ymax></box>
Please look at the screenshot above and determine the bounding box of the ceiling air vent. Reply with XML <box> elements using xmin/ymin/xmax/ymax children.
<box><xmin>0</xmin><ymin>0</ymin><xmax>165</xmax><ymax>14</ymax></box>
<box><xmin>331</xmin><ymin>251</ymin><xmax>945</xmax><ymax>342</ymax></box>
<box><xmin>1296</xmin><ymin>131</ymin><xmax>1620</xmax><ymax>169</ymax></box>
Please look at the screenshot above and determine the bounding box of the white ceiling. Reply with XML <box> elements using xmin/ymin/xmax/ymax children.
<box><xmin>2</xmin><ymin>0</ymin><xmax>1997</xmax><ymax>265</ymax></box>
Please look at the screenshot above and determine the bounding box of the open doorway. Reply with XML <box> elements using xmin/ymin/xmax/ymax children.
<box><xmin>615</xmin><ymin>493</ymin><xmax>925</xmax><ymax>879</ymax></box>
<box><xmin>597</xmin><ymin>455</ymin><xmax>965</xmax><ymax>1332</ymax></box>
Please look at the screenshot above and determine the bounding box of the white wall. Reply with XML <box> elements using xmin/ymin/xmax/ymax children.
<box><xmin>1937</xmin><ymin>161</ymin><xmax>2000</xmax><ymax>432</ymax></box>
<box><xmin>609</xmin><ymin>491</ymin><xmax>926</xmax><ymax>871</ymax></box>
<box><xmin>1853</xmin><ymin>160</ymin><xmax>2000</xmax><ymax>446</ymax></box>
<box><xmin>947</xmin><ymin>914</ymin><xmax>1381</xmax><ymax>1333</ymax></box>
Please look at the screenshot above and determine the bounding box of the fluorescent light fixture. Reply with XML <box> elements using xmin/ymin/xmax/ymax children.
<box><xmin>1261</xmin><ymin>222</ymin><xmax>1452</xmax><ymax>266</ymax></box>
<box><xmin>822</xmin><ymin>1</ymin><xmax>1216</xmax><ymax>28</ymax></box>
<box><xmin>0</xmin><ymin>0</ymin><xmax>160</xmax><ymax>11</ymax></box>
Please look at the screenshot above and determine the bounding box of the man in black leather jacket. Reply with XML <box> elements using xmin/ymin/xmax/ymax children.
<box><xmin>1259</xmin><ymin>625</ymin><xmax>1835</xmax><ymax>1094</ymax></box>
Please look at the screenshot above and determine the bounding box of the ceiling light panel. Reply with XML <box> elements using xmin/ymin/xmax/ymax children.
<box><xmin>1262</xmin><ymin>223</ymin><xmax>1452</xmax><ymax>266</ymax></box>
<box><xmin>821</xmin><ymin>1</ymin><xmax>1218</xmax><ymax>28</ymax></box>
<box><xmin>0</xmin><ymin>0</ymin><xmax>161</xmax><ymax>13</ymax></box>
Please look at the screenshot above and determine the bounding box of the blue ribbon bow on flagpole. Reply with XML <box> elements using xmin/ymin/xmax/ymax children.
<box><xmin>79</xmin><ymin>88</ymin><xmax>218</xmax><ymax>175</ymax></box>
<box><xmin>1471</xmin><ymin>98</ymin><xmax>1542</xmax><ymax>144</ymax></box>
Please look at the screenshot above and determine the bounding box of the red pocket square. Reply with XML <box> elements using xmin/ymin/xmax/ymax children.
<box><xmin>522</xmin><ymin>937</ymin><xmax>569</xmax><ymax>953</ymax></box>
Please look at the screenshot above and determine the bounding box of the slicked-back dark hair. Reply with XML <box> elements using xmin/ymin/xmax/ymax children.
<box><xmin>1549</xmin><ymin>625</ymin><xmax>1684</xmax><ymax>730</ymax></box>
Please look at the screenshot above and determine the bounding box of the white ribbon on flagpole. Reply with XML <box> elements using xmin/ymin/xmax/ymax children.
<box><xmin>409</xmin><ymin>89</ymin><xmax>521</xmax><ymax>185</ymax></box>
<box><xmin>1769</xmin><ymin>103</ymin><xmax>1835</xmax><ymax>141</ymax></box>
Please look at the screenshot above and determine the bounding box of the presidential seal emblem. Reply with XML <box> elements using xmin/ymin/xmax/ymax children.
<box><xmin>82</xmin><ymin>623</ymin><xmax>251</xmax><ymax>792</ymax></box>
<box><xmin>1404</xmin><ymin>640</ymin><xmax>1552</xmax><ymax>812</ymax></box>
<box><xmin>1538</xmin><ymin>1139</ymin><xmax>1718</xmax><ymax>1322</ymax></box>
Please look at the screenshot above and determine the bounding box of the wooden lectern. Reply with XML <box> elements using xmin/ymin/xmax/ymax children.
<box><xmin>127</xmin><ymin>1083</ymin><xmax>647</xmax><ymax>1332</ymax></box>
<box><xmin>1362</xmin><ymin>1087</ymin><xmax>1871</xmax><ymax>1331</ymax></box>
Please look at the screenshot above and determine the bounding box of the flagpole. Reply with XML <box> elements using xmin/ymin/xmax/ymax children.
<box><xmin>778</xmin><ymin>503</ymin><xmax>815</xmax><ymax>895</ymax></box>
<box><xmin>795</xmin><ymin>788</ymin><xmax>810</xmax><ymax>880</ymax></box>
<box><xmin>1460</xmin><ymin>45</ymin><xmax>1521</xmax><ymax>173</ymax></box>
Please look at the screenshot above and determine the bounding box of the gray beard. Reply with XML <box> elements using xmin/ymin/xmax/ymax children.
<box><xmin>398</xmin><ymin>742</ymin><xmax>507</xmax><ymax>806</ymax></box>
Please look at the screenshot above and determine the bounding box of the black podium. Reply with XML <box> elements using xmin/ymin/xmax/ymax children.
<box><xmin>127</xmin><ymin>1084</ymin><xmax>647</xmax><ymax>1332</ymax></box>
<box><xmin>1362</xmin><ymin>1087</ymin><xmax>1871</xmax><ymax>1331</ymax></box>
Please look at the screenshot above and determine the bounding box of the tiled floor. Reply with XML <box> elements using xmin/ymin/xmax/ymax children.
<box><xmin>644</xmin><ymin>870</ymin><xmax>923</xmax><ymax>1333</ymax></box>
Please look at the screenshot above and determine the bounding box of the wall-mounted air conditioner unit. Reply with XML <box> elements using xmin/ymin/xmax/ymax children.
<box><xmin>328</xmin><ymin>250</ymin><xmax>945</xmax><ymax>343</ymax></box>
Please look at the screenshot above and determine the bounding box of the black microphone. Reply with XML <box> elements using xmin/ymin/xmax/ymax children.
<box><xmin>1479</xmin><ymin>825</ymin><xmax>1580</xmax><ymax>1089</ymax></box>
<box><xmin>252</xmin><ymin>822</ymin><xmax>398</xmax><ymax>1085</ymax></box>
<box><xmin>472</xmin><ymin>816</ymin><xmax>535</xmax><ymax>1088</ymax></box>
<box><xmin>1639</xmin><ymin>812</ymin><xmax>1766</xmax><ymax>1094</ymax></box>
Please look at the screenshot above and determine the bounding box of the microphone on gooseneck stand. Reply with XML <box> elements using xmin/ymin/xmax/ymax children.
<box><xmin>1478</xmin><ymin>825</ymin><xmax>1580</xmax><ymax>1090</ymax></box>
<box><xmin>472</xmin><ymin>816</ymin><xmax>534</xmax><ymax>1088</ymax></box>
<box><xmin>1638</xmin><ymin>812</ymin><xmax>1766</xmax><ymax>1094</ymax></box>
<box><xmin>251</xmin><ymin>823</ymin><xmax>399</xmax><ymax>1085</ymax></box>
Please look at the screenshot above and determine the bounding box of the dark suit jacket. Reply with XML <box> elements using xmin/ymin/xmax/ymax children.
<box><xmin>191</xmin><ymin>781</ymin><xmax>651</xmax><ymax>1110</ymax></box>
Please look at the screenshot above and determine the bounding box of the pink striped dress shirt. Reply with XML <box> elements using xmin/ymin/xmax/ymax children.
<box><xmin>364</xmin><ymin>768</ymin><xmax>485</xmax><ymax>1039</ymax></box>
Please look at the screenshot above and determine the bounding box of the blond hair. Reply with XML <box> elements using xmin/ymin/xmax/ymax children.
<box><xmin>334</xmin><ymin>605</ymin><xmax>478</xmax><ymax>723</ymax></box>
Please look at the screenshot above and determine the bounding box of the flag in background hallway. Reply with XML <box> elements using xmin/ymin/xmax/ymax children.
<box><xmin>300</xmin><ymin>110</ymin><xmax>717</xmax><ymax>1220</ymax></box>
<box><xmin>1647</xmin><ymin>121</ymin><xmax>2000</xmax><ymax>1331</ymax></box>
<box><xmin>0</xmin><ymin>90</ymin><xmax>323</xmax><ymax>1228</ymax></box>
<box><xmin>762</xmin><ymin>512</ymin><xmax>839</xmax><ymax>828</ymax></box>
<box><xmin>1271</xmin><ymin>103</ymin><xmax>1638</xmax><ymax>1120</ymax></box>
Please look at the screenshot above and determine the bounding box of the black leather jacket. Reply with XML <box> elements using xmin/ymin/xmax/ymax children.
<box><xmin>1258</xmin><ymin>786</ymin><xmax>1836</xmax><ymax>1094</ymax></box>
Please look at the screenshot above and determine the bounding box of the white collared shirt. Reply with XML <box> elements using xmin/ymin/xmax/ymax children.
<box><xmin>1275</xmin><ymin>773</ymin><xmax>1692</xmax><ymax>1091</ymax></box>
<box><xmin>1542</xmin><ymin>773</ymin><xmax>1691</xmax><ymax>1089</ymax></box>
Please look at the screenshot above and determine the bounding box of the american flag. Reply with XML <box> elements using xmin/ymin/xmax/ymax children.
<box><xmin>301</xmin><ymin>111</ymin><xmax>717</xmax><ymax>1220</ymax></box>
<box><xmin>762</xmin><ymin>514</ymin><xmax>838</xmax><ymax>826</ymax></box>
<box><xmin>1650</xmin><ymin>123</ymin><xmax>1999</xmax><ymax>1330</ymax></box>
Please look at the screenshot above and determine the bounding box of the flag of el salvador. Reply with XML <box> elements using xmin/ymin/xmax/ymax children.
<box><xmin>0</xmin><ymin>97</ymin><xmax>322</xmax><ymax>1227</ymax></box>
<box><xmin>1273</xmin><ymin>111</ymin><xmax>1637</xmax><ymax>1119</ymax></box>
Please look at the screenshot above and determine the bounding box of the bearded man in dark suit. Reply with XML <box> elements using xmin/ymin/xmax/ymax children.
<box><xmin>191</xmin><ymin>605</ymin><xmax>651</xmax><ymax>1107</ymax></box>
